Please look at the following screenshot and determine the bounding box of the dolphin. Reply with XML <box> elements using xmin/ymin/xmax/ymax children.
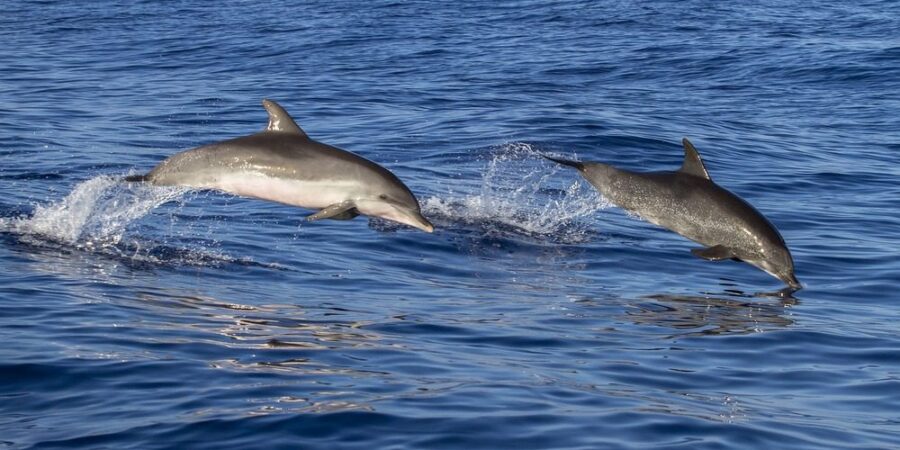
<box><xmin>125</xmin><ymin>99</ymin><xmax>434</xmax><ymax>232</ymax></box>
<box><xmin>545</xmin><ymin>138</ymin><xmax>800</xmax><ymax>289</ymax></box>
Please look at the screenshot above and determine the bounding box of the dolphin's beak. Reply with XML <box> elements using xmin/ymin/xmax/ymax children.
<box><xmin>783</xmin><ymin>273</ymin><xmax>802</xmax><ymax>290</ymax></box>
<box><xmin>406</xmin><ymin>210</ymin><xmax>434</xmax><ymax>233</ymax></box>
<box><xmin>387</xmin><ymin>202</ymin><xmax>434</xmax><ymax>233</ymax></box>
<box><xmin>355</xmin><ymin>198</ymin><xmax>435</xmax><ymax>233</ymax></box>
<box><xmin>379</xmin><ymin>204</ymin><xmax>435</xmax><ymax>232</ymax></box>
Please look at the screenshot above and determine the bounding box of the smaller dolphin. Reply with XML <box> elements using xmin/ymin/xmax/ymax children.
<box><xmin>126</xmin><ymin>100</ymin><xmax>433</xmax><ymax>232</ymax></box>
<box><xmin>545</xmin><ymin>138</ymin><xmax>800</xmax><ymax>289</ymax></box>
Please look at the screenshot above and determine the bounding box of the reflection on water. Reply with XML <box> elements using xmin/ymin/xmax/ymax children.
<box><xmin>626</xmin><ymin>290</ymin><xmax>798</xmax><ymax>337</ymax></box>
<box><xmin>125</xmin><ymin>290</ymin><xmax>389</xmax><ymax>416</ymax></box>
<box><xmin>130</xmin><ymin>290</ymin><xmax>386</xmax><ymax>353</ymax></box>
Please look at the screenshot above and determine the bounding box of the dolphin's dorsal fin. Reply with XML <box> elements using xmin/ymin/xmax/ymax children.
<box><xmin>262</xmin><ymin>99</ymin><xmax>309</xmax><ymax>137</ymax></box>
<box><xmin>680</xmin><ymin>138</ymin><xmax>710</xmax><ymax>180</ymax></box>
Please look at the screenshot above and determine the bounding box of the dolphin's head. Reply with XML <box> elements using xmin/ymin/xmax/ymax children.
<box><xmin>355</xmin><ymin>186</ymin><xmax>434</xmax><ymax>233</ymax></box>
<box><xmin>754</xmin><ymin>245</ymin><xmax>801</xmax><ymax>290</ymax></box>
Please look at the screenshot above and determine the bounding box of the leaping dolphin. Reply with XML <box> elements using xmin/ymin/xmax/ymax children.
<box><xmin>545</xmin><ymin>138</ymin><xmax>800</xmax><ymax>289</ymax></box>
<box><xmin>126</xmin><ymin>99</ymin><xmax>434</xmax><ymax>233</ymax></box>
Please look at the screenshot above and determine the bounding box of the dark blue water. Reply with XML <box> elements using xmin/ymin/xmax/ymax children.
<box><xmin>1</xmin><ymin>1</ymin><xmax>898</xmax><ymax>448</ymax></box>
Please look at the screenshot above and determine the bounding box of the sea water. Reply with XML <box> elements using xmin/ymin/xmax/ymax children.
<box><xmin>1</xmin><ymin>1</ymin><xmax>898</xmax><ymax>448</ymax></box>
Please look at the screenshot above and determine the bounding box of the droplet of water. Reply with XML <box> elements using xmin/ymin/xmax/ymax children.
<box><xmin>6</xmin><ymin>175</ymin><xmax>187</xmax><ymax>246</ymax></box>
<box><xmin>422</xmin><ymin>142</ymin><xmax>609</xmax><ymax>243</ymax></box>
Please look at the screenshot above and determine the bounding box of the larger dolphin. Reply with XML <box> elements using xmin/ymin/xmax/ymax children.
<box><xmin>126</xmin><ymin>99</ymin><xmax>433</xmax><ymax>232</ymax></box>
<box><xmin>545</xmin><ymin>138</ymin><xmax>800</xmax><ymax>289</ymax></box>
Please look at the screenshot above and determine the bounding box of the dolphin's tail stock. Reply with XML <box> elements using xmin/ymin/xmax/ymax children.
<box><xmin>542</xmin><ymin>154</ymin><xmax>585</xmax><ymax>171</ymax></box>
<box><xmin>123</xmin><ymin>174</ymin><xmax>148</xmax><ymax>183</ymax></box>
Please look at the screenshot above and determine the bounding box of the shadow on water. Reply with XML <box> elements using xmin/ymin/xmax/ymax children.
<box><xmin>625</xmin><ymin>289</ymin><xmax>799</xmax><ymax>338</ymax></box>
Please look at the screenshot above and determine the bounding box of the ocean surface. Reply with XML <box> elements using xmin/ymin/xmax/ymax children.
<box><xmin>1</xmin><ymin>1</ymin><xmax>898</xmax><ymax>448</ymax></box>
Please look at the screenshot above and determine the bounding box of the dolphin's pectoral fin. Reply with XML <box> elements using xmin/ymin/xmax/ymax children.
<box><xmin>691</xmin><ymin>245</ymin><xmax>736</xmax><ymax>261</ymax></box>
<box><xmin>307</xmin><ymin>201</ymin><xmax>359</xmax><ymax>222</ymax></box>
<box><xmin>327</xmin><ymin>210</ymin><xmax>360</xmax><ymax>220</ymax></box>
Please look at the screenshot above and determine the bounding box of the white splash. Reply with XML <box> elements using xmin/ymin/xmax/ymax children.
<box><xmin>0</xmin><ymin>176</ymin><xmax>287</xmax><ymax>270</ymax></box>
<box><xmin>4</xmin><ymin>175</ymin><xmax>188</xmax><ymax>248</ymax></box>
<box><xmin>422</xmin><ymin>142</ymin><xmax>609</xmax><ymax>243</ymax></box>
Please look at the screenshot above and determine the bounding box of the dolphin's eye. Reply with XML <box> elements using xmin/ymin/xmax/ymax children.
<box><xmin>379</xmin><ymin>194</ymin><xmax>388</xmax><ymax>200</ymax></box>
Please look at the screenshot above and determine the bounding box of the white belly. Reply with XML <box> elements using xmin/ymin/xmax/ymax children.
<box><xmin>196</xmin><ymin>172</ymin><xmax>362</xmax><ymax>209</ymax></box>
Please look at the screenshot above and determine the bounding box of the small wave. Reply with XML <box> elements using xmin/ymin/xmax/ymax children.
<box><xmin>422</xmin><ymin>142</ymin><xmax>609</xmax><ymax>244</ymax></box>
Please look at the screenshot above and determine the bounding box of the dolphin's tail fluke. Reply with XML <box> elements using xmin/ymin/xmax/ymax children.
<box><xmin>542</xmin><ymin>154</ymin><xmax>585</xmax><ymax>171</ymax></box>
<box><xmin>123</xmin><ymin>174</ymin><xmax>148</xmax><ymax>183</ymax></box>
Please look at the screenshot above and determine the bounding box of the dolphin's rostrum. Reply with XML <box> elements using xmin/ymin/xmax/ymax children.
<box><xmin>545</xmin><ymin>138</ymin><xmax>800</xmax><ymax>289</ymax></box>
<box><xmin>126</xmin><ymin>99</ymin><xmax>434</xmax><ymax>233</ymax></box>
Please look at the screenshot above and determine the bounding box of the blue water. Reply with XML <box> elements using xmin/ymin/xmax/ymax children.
<box><xmin>1</xmin><ymin>1</ymin><xmax>898</xmax><ymax>448</ymax></box>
